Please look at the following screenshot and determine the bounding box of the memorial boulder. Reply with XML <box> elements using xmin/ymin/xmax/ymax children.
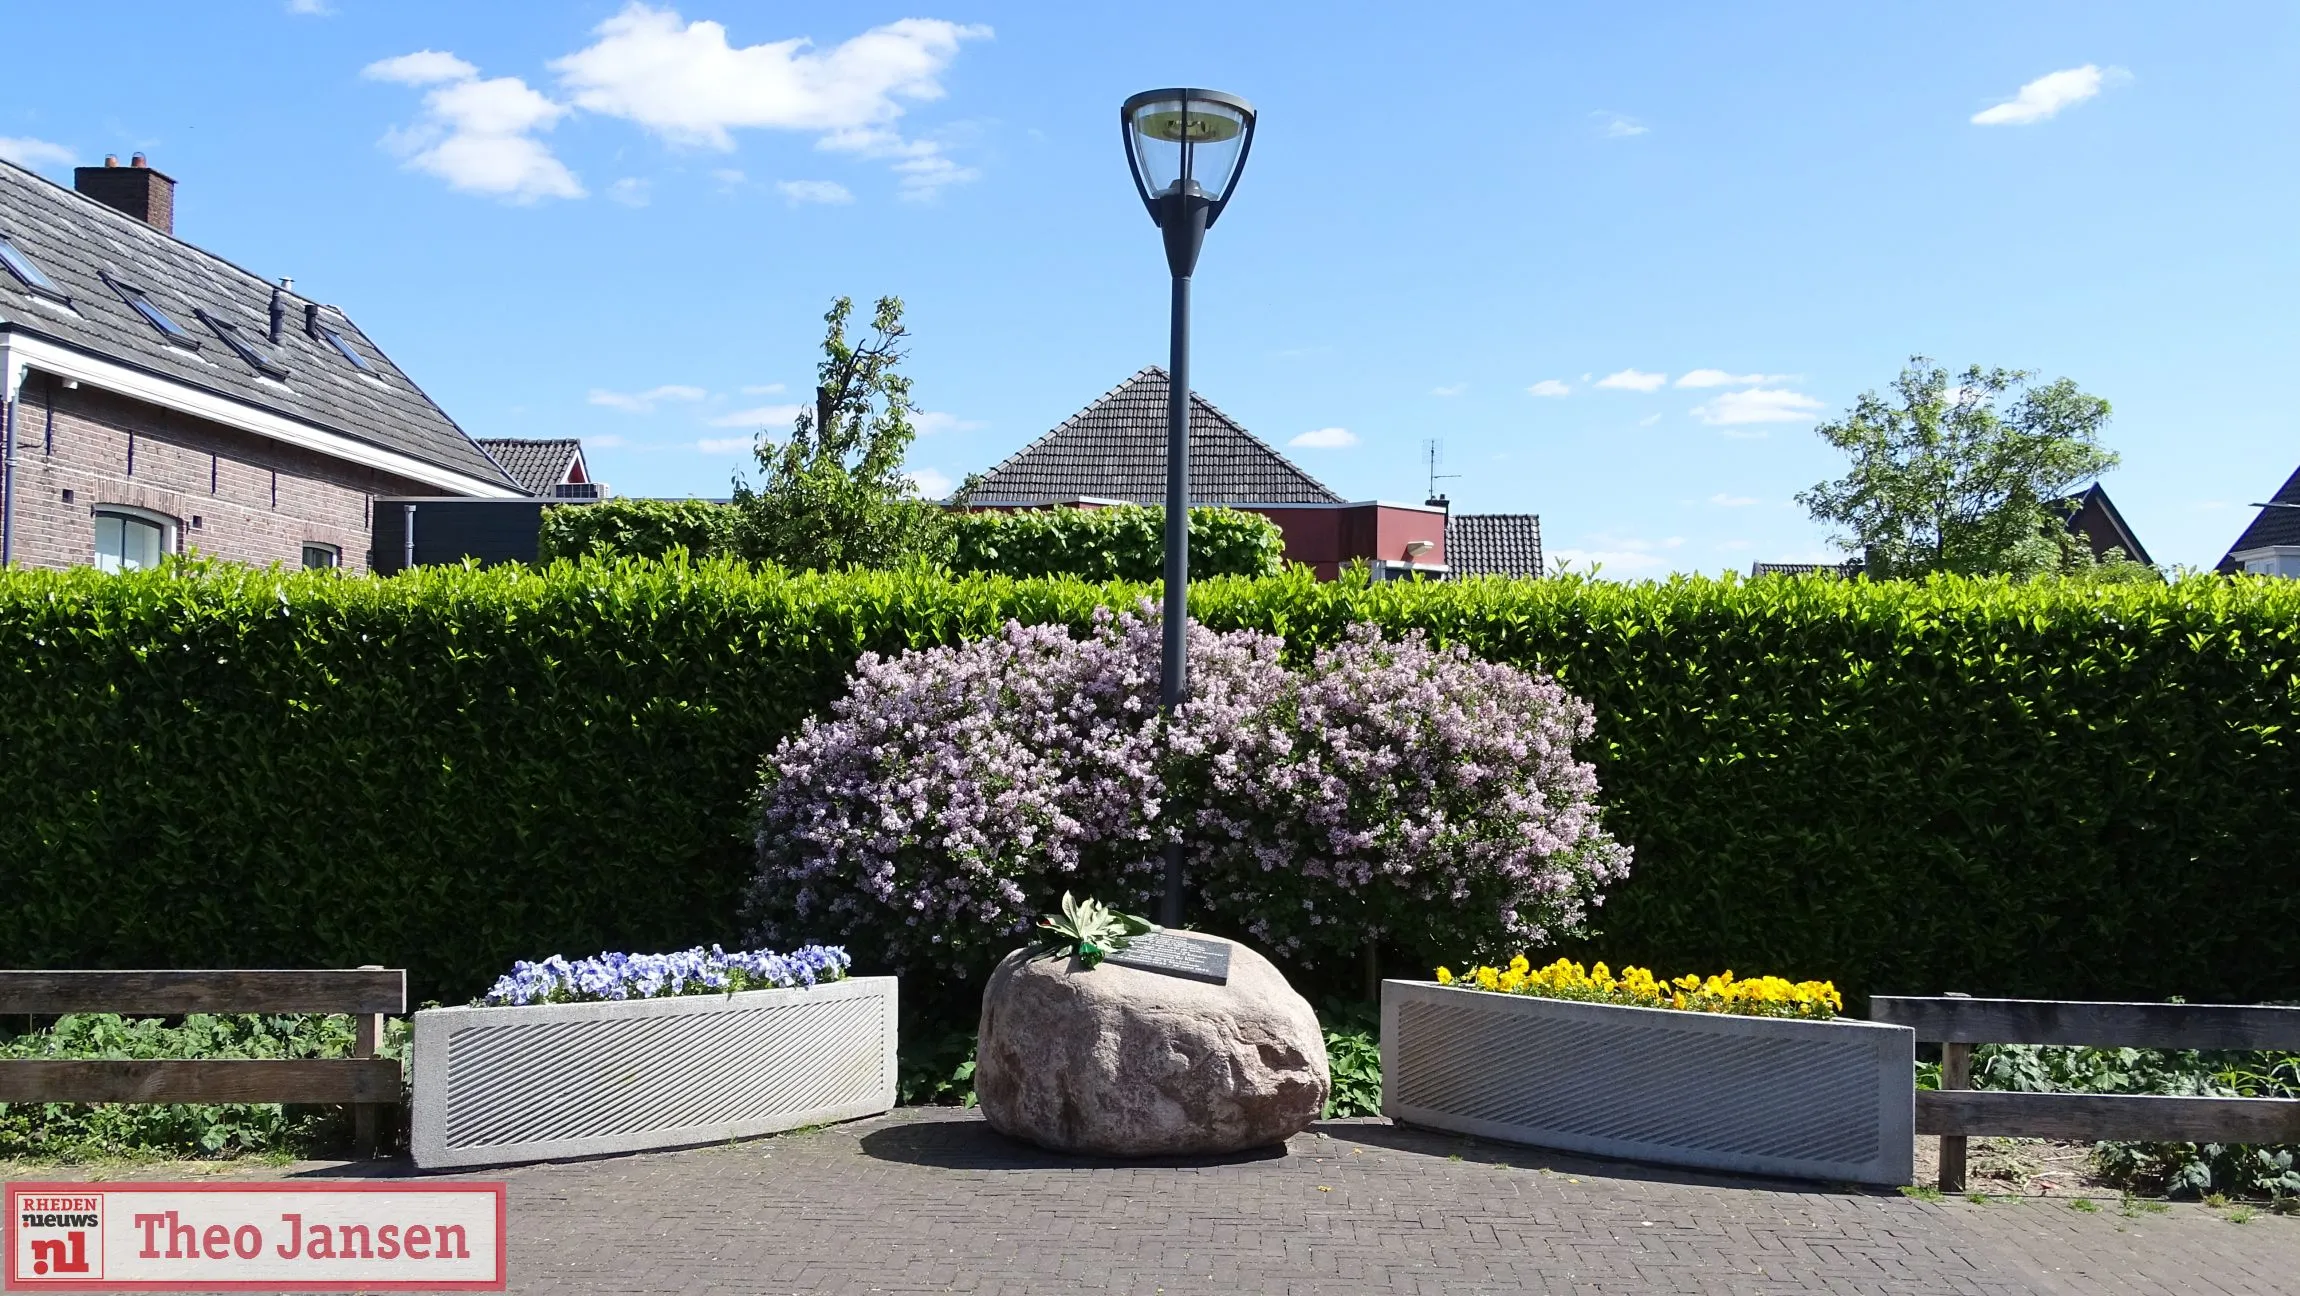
<box><xmin>976</xmin><ymin>926</ymin><xmax>1329</xmax><ymax>1157</ymax></box>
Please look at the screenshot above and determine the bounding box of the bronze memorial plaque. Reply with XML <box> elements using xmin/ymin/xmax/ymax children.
<box><xmin>1105</xmin><ymin>932</ymin><xmax>1232</xmax><ymax>984</ymax></box>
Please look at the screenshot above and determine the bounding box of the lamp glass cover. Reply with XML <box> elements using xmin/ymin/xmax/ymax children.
<box><xmin>1128</xmin><ymin>95</ymin><xmax>1249</xmax><ymax>201</ymax></box>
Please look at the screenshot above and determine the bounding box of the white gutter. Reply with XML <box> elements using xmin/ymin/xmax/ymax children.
<box><xmin>0</xmin><ymin>331</ymin><xmax>524</xmax><ymax>499</ymax></box>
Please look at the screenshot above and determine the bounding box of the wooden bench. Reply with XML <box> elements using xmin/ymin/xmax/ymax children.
<box><xmin>0</xmin><ymin>968</ymin><xmax>406</xmax><ymax>1158</ymax></box>
<box><xmin>1871</xmin><ymin>994</ymin><xmax>2300</xmax><ymax>1192</ymax></box>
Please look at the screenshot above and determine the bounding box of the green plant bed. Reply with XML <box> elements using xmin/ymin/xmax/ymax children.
<box><xmin>0</xmin><ymin>1013</ymin><xmax>408</xmax><ymax>1162</ymax></box>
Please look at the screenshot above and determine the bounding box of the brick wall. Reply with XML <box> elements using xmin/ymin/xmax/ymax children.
<box><xmin>3</xmin><ymin>375</ymin><xmax>434</xmax><ymax>573</ymax></box>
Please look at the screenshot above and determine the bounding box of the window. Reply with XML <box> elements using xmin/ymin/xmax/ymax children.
<box><xmin>302</xmin><ymin>543</ymin><xmax>340</xmax><ymax>570</ymax></box>
<box><xmin>101</xmin><ymin>271</ymin><xmax>199</xmax><ymax>349</ymax></box>
<box><xmin>319</xmin><ymin>327</ymin><xmax>375</xmax><ymax>373</ymax></box>
<box><xmin>0</xmin><ymin>234</ymin><xmax>66</xmax><ymax>302</ymax></box>
<box><xmin>93</xmin><ymin>508</ymin><xmax>171</xmax><ymax>572</ymax></box>
<box><xmin>195</xmin><ymin>308</ymin><xmax>290</xmax><ymax>380</ymax></box>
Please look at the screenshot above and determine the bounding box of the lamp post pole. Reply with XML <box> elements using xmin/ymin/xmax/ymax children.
<box><xmin>1122</xmin><ymin>87</ymin><xmax>1255</xmax><ymax>930</ymax></box>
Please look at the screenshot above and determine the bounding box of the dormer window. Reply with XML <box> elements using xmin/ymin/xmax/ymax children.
<box><xmin>195</xmin><ymin>307</ymin><xmax>289</xmax><ymax>380</ymax></box>
<box><xmin>0</xmin><ymin>234</ymin><xmax>67</xmax><ymax>303</ymax></box>
<box><xmin>101</xmin><ymin>270</ymin><xmax>199</xmax><ymax>349</ymax></box>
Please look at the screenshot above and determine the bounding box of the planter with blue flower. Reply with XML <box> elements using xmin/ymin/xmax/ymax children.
<box><xmin>410</xmin><ymin>945</ymin><xmax>894</xmax><ymax>1169</ymax></box>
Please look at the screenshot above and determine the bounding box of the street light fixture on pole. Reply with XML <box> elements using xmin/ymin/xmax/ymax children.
<box><xmin>1120</xmin><ymin>87</ymin><xmax>1258</xmax><ymax>928</ymax></box>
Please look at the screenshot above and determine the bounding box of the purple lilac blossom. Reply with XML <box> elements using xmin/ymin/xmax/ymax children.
<box><xmin>745</xmin><ymin>606</ymin><xmax>1630</xmax><ymax>975</ymax></box>
<box><xmin>479</xmin><ymin>944</ymin><xmax>850</xmax><ymax>1007</ymax></box>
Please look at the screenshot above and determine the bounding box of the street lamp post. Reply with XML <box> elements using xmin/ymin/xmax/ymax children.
<box><xmin>1120</xmin><ymin>87</ymin><xmax>1257</xmax><ymax>928</ymax></box>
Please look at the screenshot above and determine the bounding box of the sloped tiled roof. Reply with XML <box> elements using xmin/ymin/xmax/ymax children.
<box><xmin>970</xmin><ymin>368</ymin><xmax>1342</xmax><ymax>505</ymax></box>
<box><xmin>0</xmin><ymin>157</ymin><xmax>517</xmax><ymax>492</ymax></box>
<box><xmin>1750</xmin><ymin>561</ymin><xmax>1861</xmax><ymax>578</ymax></box>
<box><xmin>1445</xmin><ymin>513</ymin><xmax>1543</xmax><ymax>578</ymax></box>
<box><xmin>477</xmin><ymin>438</ymin><xmax>582</xmax><ymax>496</ymax></box>
<box><xmin>2220</xmin><ymin>462</ymin><xmax>2300</xmax><ymax>570</ymax></box>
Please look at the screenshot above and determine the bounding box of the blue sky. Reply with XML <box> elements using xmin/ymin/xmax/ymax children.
<box><xmin>4</xmin><ymin>2</ymin><xmax>2295</xmax><ymax>574</ymax></box>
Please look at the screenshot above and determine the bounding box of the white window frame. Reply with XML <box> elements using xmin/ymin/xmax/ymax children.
<box><xmin>302</xmin><ymin>541</ymin><xmax>342</xmax><ymax>570</ymax></box>
<box><xmin>92</xmin><ymin>504</ymin><xmax>178</xmax><ymax>573</ymax></box>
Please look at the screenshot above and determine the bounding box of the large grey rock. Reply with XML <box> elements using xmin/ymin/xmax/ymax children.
<box><xmin>975</xmin><ymin>935</ymin><xmax>1329</xmax><ymax>1157</ymax></box>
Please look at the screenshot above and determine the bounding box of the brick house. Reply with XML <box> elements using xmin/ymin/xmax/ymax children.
<box><xmin>0</xmin><ymin>154</ymin><xmax>522</xmax><ymax>575</ymax></box>
<box><xmin>967</xmin><ymin>368</ymin><xmax>1545</xmax><ymax>579</ymax></box>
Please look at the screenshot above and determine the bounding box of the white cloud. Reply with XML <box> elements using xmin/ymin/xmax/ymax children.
<box><xmin>711</xmin><ymin>167</ymin><xmax>747</xmax><ymax>189</ymax></box>
<box><xmin>777</xmin><ymin>178</ymin><xmax>854</xmax><ymax>205</ymax></box>
<box><xmin>1638</xmin><ymin>412</ymin><xmax>1661</xmax><ymax>427</ymax></box>
<box><xmin>285</xmin><ymin>0</ymin><xmax>335</xmax><ymax>13</ymax></box>
<box><xmin>1592</xmin><ymin>111</ymin><xmax>1648</xmax><ymax>138</ymax></box>
<box><xmin>907</xmin><ymin>467</ymin><xmax>953</xmax><ymax>497</ymax></box>
<box><xmin>552</xmin><ymin>5</ymin><xmax>990</xmax><ymax>196</ymax></box>
<box><xmin>363</xmin><ymin>50</ymin><xmax>479</xmax><ymax>85</ymax></box>
<box><xmin>913</xmin><ymin>410</ymin><xmax>984</xmax><ymax>435</ymax></box>
<box><xmin>1431</xmin><ymin>383</ymin><xmax>1467</xmax><ymax>398</ymax></box>
<box><xmin>0</xmin><ymin>136</ymin><xmax>73</xmax><ymax>170</ymax></box>
<box><xmin>607</xmin><ymin>176</ymin><xmax>651</xmax><ymax>206</ymax></box>
<box><xmin>1526</xmin><ymin>379</ymin><xmax>1571</xmax><ymax>398</ymax></box>
<box><xmin>707</xmin><ymin>403</ymin><xmax>804</xmax><ymax>428</ymax></box>
<box><xmin>1972</xmin><ymin>65</ymin><xmax>2125</xmax><ymax>126</ymax></box>
<box><xmin>1289</xmin><ymin>427</ymin><xmax>1359</xmax><ymax>449</ymax></box>
<box><xmin>366</xmin><ymin>51</ymin><xmax>583</xmax><ymax>202</ymax></box>
<box><xmin>695</xmin><ymin>436</ymin><xmax>757</xmax><ymax>453</ymax></box>
<box><xmin>1676</xmin><ymin>368</ymin><xmax>1792</xmax><ymax>388</ymax></box>
<box><xmin>1596</xmin><ymin>369</ymin><xmax>1667</xmax><ymax>392</ymax></box>
<box><xmin>1692</xmin><ymin>387</ymin><xmax>1825</xmax><ymax>425</ymax></box>
<box><xmin>1710</xmin><ymin>493</ymin><xmax>1758</xmax><ymax>507</ymax></box>
<box><xmin>588</xmin><ymin>384</ymin><xmax>706</xmax><ymax>413</ymax></box>
<box><xmin>740</xmin><ymin>383</ymin><xmax>786</xmax><ymax>395</ymax></box>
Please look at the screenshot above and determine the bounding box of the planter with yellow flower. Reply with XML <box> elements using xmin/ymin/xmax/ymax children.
<box><xmin>1381</xmin><ymin>958</ymin><xmax>1913</xmax><ymax>1184</ymax></box>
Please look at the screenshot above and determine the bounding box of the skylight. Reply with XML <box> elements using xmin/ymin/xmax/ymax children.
<box><xmin>320</xmin><ymin>326</ymin><xmax>375</xmax><ymax>373</ymax></box>
<box><xmin>195</xmin><ymin>308</ymin><xmax>289</xmax><ymax>380</ymax></box>
<box><xmin>0</xmin><ymin>234</ymin><xmax>66</xmax><ymax>302</ymax></box>
<box><xmin>101</xmin><ymin>271</ymin><xmax>198</xmax><ymax>349</ymax></box>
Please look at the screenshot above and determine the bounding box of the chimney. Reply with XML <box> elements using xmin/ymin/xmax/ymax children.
<box><xmin>268</xmin><ymin>285</ymin><xmax>285</xmax><ymax>343</ymax></box>
<box><xmin>74</xmin><ymin>152</ymin><xmax>176</xmax><ymax>234</ymax></box>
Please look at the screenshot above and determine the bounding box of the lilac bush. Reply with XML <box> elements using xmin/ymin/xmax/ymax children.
<box><xmin>479</xmin><ymin>944</ymin><xmax>849</xmax><ymax>1007</ymax></box>
<box><xmin>1182</xmin><ymin>624</ymin><xmax>1632</xmax><ymax>968</ymax></box>
<box><xmin>745</xmin><ymin>606</ymin><xmax>1630</xmax><ymax>975</ymax></box>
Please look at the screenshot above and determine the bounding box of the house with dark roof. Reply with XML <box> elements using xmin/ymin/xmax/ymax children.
<box><xmin>1444</xmin><ymin>512</ymin><xmax>1543</xmax><ymax>580</ymax></box>
<box><xmin>2219</xmin><ymin>462</ymin><xmax>2300</xmax><ymax>576</ymax></box>
<box><xmin>970</xmin><ymin>368</ymin><xmax>1543</xmax><ymax>579</ymax></box>
<box><xmin>2057</xmin><ymin>484</ymin><xmax>2150</xmax><ymax>567</ymax></box>
<box><xmin>478</xmin><ymin>437</ymin><xmax>607</xmax><ymax>499</ymax></box>
<box><xmin>0</xmin><ymin>153</ymin><xmax>521</xmax><ymax>574</ymax></box>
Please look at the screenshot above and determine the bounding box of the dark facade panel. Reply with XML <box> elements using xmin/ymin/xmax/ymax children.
<box><xmin>370</xmin><ymin>499</ymin><xmax>548</xmax><ymax>574</ymax></box>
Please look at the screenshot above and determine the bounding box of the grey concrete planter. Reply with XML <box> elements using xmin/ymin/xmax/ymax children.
<box><xmin>1381</xmin><ymin>980</ymin><xmax>1913</xmax><ymax>1184</ymax></box>
<box><xmin>410</xmin><ymin>976</ymin><xmax>896</xmax><ymax>1169</ymax></box>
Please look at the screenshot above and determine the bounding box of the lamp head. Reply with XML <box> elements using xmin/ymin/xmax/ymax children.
<box><xmin>1121</xmin><ymin>88</ymin><xmax>1256</xmax><ymax>275</ymax></box>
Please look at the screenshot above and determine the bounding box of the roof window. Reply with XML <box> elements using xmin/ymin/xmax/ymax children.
<box><xmin>195</xmin><ymin>308</ymin><xmax>290</xmax><ymax>380</ymax></box>
<box><xmin>101</xmin><ymin>271</ymin><xmax>199</xmax><ymax>349</ymax></box>
<box><xmin>319</xmin><ymin>326</ymin><xmax>375</xmax><ymax>373</ymax></box>
<box><xmin>0</xmin><ymin>234</ymin><xmax>67</xmax><ymax>303</ymax></box>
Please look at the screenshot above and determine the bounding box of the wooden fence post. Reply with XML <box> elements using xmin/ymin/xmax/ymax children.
<box><xmin>353</xmin><ymin>964</ymin><xmax>384</xmax><ymax>1159</ymax></box>
<box><xmin>1938</xmin><ymin>990</ymin><xmax>1972</xmax><ymax>1193</ymax></box>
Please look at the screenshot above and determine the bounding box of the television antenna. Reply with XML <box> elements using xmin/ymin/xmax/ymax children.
<box><xmin>1424</xmin><ymin>438</ymin><xmax>1460</xmax><ymax>501</ymax></box>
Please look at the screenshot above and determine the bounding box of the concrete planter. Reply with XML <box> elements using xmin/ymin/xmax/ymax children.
<box><xmin>410</xmin><ymin>976</ymin><xmax>896</xmax><ymax>1169</ymax></box>
<box><xmin>1381</xmin><ymin>980</ymin><xmax>1913</xmax><ymax>1184</ymax></box>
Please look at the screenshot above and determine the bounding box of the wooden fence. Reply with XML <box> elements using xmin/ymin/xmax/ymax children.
<box><xmin>1870</xmin><ymin>994</ymin><xmax>2300</xmax><ymax>1192</ymax></box>
<box><xmin>0</xmin><ymin>968</ymin><xmax>406</xmax><ymax>1157</ymax></box>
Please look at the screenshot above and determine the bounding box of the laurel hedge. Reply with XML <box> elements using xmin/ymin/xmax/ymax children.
<box><xmin>3</xmin><ymin>559</ymin><xmax>2296</xmax><ymax>1009</ymax></box>
<box><xmin>535</xmin><ymin>498</ymin><xmax>1286</xmax><ymax>582</ymax></box>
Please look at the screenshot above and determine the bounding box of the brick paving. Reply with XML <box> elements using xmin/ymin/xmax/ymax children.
<box><xmin>438</xmin><ymin>1108</ymin><xmax>2295</xmax><ymax>1294</ymax></box>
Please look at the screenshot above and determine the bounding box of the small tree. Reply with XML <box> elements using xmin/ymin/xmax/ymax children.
<box><xmin>1796</xmin><ymin>357</ymin><xmax>2118</xmax><ymax>577</ymax></box>
<box><xmin>731</xmin><ymin>296</ymin><xmax>951</xmax><ymax>570</ymax></box>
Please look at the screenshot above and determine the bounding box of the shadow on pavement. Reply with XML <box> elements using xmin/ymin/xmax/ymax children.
<box><xmin>858</xmin><ymin>1112</ymin><xmax>1290</xmax><ymax>1171</ymax></box>
<box><xmin>1314</xmin><ymin>1118</ymin><xmax>1900</xmax><ymax>1197</ymax></box>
